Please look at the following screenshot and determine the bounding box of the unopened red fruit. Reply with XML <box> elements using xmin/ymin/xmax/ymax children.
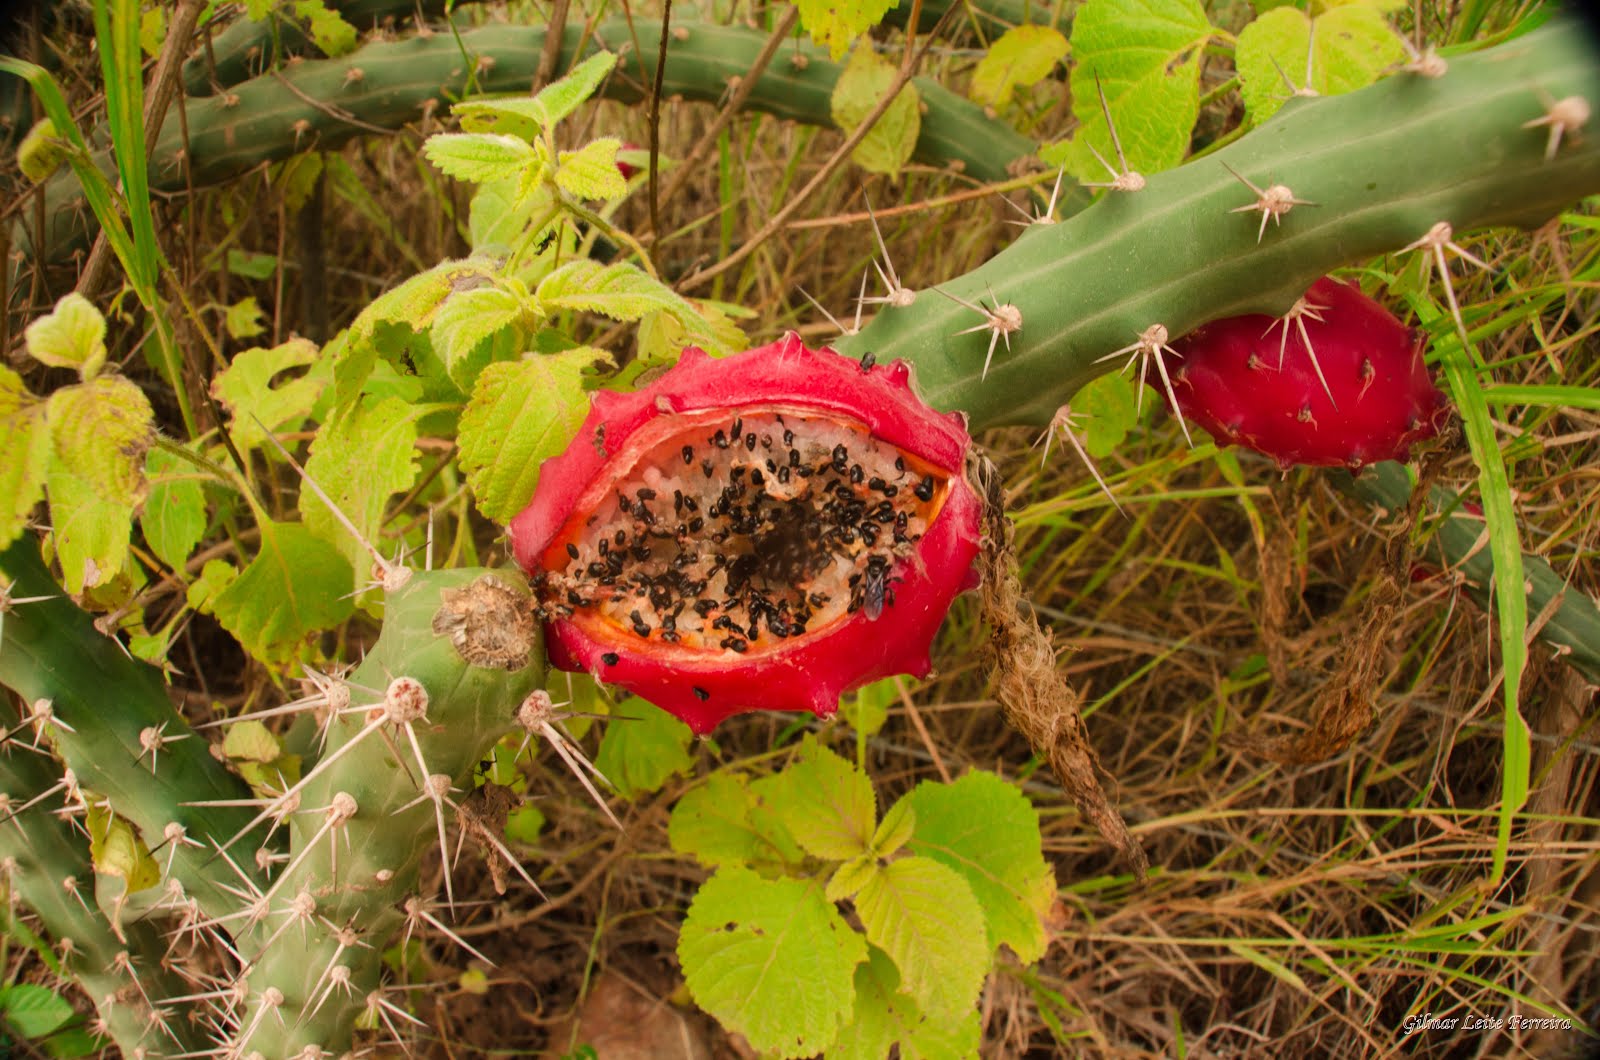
<box><xmin>1169</xmin><ymin>277</ymin><xmax>1451</xmax><ymax>469</ymax></box>
<box><xmin>507</xmin><ymin>334</ymin><xmax>982</xmax><ymax>733</ymax></box>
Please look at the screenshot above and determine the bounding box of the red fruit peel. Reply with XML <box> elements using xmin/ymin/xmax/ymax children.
<box><xmin>508</xmin><ymin>333</ymin><xmax>982</xmax><ymax>733</ymax></box>
<box><xmin>1169</xmin><ymin>277</ymin><xmax>1451</xmax><ymax>469</ymax></box>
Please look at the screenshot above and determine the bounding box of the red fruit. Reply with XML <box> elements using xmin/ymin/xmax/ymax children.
<box><xmin>1169</xmin><ymin>278</ymin><xmax>1450</xmax><ymax>469</ymax></box>
<box><xmin>616</xmin><ymin>142</ymin><xmax>642</xmax><ymax>180</ymax></box>
<box><xmin>507</xmin><ymin>333</ymin><xmax>983</xmax><ymax>734</ymax></box>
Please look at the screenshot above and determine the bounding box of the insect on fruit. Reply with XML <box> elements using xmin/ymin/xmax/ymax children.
<box><xmin>507</xmin><ymin>334</ymin><xmax>983</xmax><ymax>733</ymax></box>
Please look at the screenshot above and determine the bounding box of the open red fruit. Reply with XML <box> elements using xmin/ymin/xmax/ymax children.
<box><xmin>507</xmin><ymin>333</ymin><xmax>982</xmax><ymax>734</ymax></box>
<box><xmin>1169</xmin><ymin>277</ymin><xmax>1451</xmax><ymax>469</ymax></box>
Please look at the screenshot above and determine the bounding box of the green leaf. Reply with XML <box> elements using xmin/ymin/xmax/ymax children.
<box><xmin>223</xmin><ymin>295</ymin><xmax>267</xmax><ymax>340</ymax></box>
<box><xmin>636</xmin><ymin>299</ymin><xmax>747</xmax><ymax>361</ymax></box>
<box><xmin>761</xmin><ymin>735</ymin><xmax>877</xmax><ymax>861</ymax></box>
<box><xmin>45</xmin><ymin>377</ymin><xmax>154</xmax><ymax>591</ymax></box>
<box><xmin>0</xmin><ymin>367</ymin><xmax>48</xmax><ymax>550</ymax></box>
<box><xmin>187</xmin><ymin>559</ymin><xmax>237</xmax><ymax>615</ymax></box>
<box><xmin>826</xmin><ymin>854</ymin><xmax>879</xmax><ymax>903</ymax></box>
<box><xmin>670</xmin><ymin>771</ymin><xmax>805</xmax><ymax>869</ymax></box>
<box><xmin>293</xmin><ymin>0</ymin><xmax>357</xmax><ymax>56</ymax></box>
<box><xmin>905</xmin><ymin>771</ymin><xmax>1056</xmax><ymax>964</ymax></box>
<box><xmin>832</xmin><ymin>946</ymin><xmax>982</xmax><ymax>1060</ymax></box>
<box><xmin>798</xmin><ymin>0</ymin><xmax>898</xmax><ymax>60</ymax></box>
<box><xmin>871</xmin><ymin>796</ymin><xmax>915</xmax><ymax>857</ymax></box>
<box><xmin>854</xmin><ymin>856</ymin><xmax>989</xmax><ymax>1021</ymax></box>
<box><xmin>594</xmin><ymin>697</ymin><xmax>693</xmax><ymax>799</ymax></box>
<box><xmin>300</xmin><ymin>397</ymin><xmax>421</xmax><ymax>586</ymax></box>
<box><xmin>969</xmin><ymin>25</ymin><xmax>1070</xmax><ymax>107</ymax></box>
<box><xmin>16</xmin><ymin>117</ymin><xmax>66</xmax><ymax>182</ymax></box>
<box><xmin>469</xmin><ymin>177</ymin><xmax>556</xmax><ymax>253</ymax></box>
<box><xmin>505</xmin><ymin>803</ymin><xmax>545</xmax><ymax>845</ymax></box>
<box><xmin>538</xmin><ymin>259</ymin><xmax>704</xmax><ymax>325</ymax></box>
<box><xmin>680</xmin><ymin>867</ymin><xmax>866</xmax><ymax>1057</ymax></box>
<box><xmin>840</xmin><ymin>676</ymin><xmax>894</xmax><ymax>737</ymax></box>
<box><xmin>24</xmin><ymin>293</ymin><xmax>107</xmax><ymax>379</ymax></box>
<box><xmin>555</xmin><ymin>137</ymin><xmax>628</xmax><ymax>201</ymax></box>
<box><xmin>210</xmin><ymin>338</ymin><xmax>324</xmax><ymax>451</ymax></box>
<box><xmin>457</xmin><ymin>347</ymin><xmax>600</xmax><ymax>523</ymax></box>
<box><xmin>222</xmin><ymin>719</ymin><xmax>285</xmax><ymax>763</ymax></box>
<box><xmin>1076</xmin><ymin>370</ymin><xmax>1139</xmax><ymax>459</ymax></box>
<box><xmin>142</xmin><ymin>447</ymin><xmax>208</xmax><ymax>570</ymax></box>
<box><xmin>1065</xmin><ymin>0</ymin><xmax>1213</xmax><ymax>181</ymax></box>
<box><xmin>226</xmin><ymin>249</ymin><xmax>279</xmax><ymax>280</ymax></box>
<box><xmin>429</xmin><ymin>282</ymin><xmax>527</xmax><ymax>390</ymax></box>
<box><xmin>212</xmin><ymin>519</ymin><xmax>355</xmax><ymax>662</ymax></box>
<box><xmin>0</xmin><ymin>984</ymin><xmax>78</xmax><ymax>1041</ymax></box>
<box><xmin>453</xmin><ymin>52</ymin><xmax>619</xmax><ymax>140</ymax></box>
<box><xmin>423</xmin><ymin>133</ymin><xmax>540</xmax><ymax>185</ymax></box>
<box><xmin>830</xmin><ymin>45</ymin><xmax>920</xmax><ymax>180</ymax></box>
<box><xmin>1236</xmin><ymin>5</ymin><xmax>1406</xmax><ymax>124</ymax></box>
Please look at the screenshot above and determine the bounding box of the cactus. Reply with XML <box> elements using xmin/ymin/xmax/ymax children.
<box><xmin>19</xmin><ymin>18</ymin><xmax>1031</xmax><ymax>267</ymax></box>
<box><xmin>0</xmin><ymin>535</ymin><xmax>547</xmax><ymax>1055</ymax></box>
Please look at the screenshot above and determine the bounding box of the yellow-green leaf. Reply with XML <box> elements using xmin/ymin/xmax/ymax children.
<box><xmin>423</xmin><ymin>133</ymin><xmax>539</xmax><ymax>185</ymax></box>
<box><xmin>86</xmin><ymin>803</ymin><xmax>160</xmax><ymax>896</ymax></box>
<box><xmin>223</xmin><ymin>295</ymin><xmax>267</xmax><ymax>340</ymax></box>
<box><xmin>457</xmin><ymin>348</ymin><xmax>602</xmax><ymax>523</ymax></box>
<box><xmin>210</xmin><ymin>337</ymin><xmax>324</xmax><ymax>451</ymax></box>
<box><xmin>17</xmin><ymin>117</ymin><xmax>65</xmax><ymax>182</ymax></box>
<box><xmin>854</xmin><ymin>855</ymin><xmax>989</xmax><ymax>1021</ymax></box>
<box><xmin>1236</xmin><ymin>4</ymin><xmax>1405</xmax><ymax>124</ymax></box>
<box><xmin>25</xmin><ymin>293</ymin><xmax>107</xmax><ymax>379</ymax></box>
<box><xmin>830</xmin><ymin>45</ymin><xmax>920</xmax><ymax>180</ymax></box>
<box><xmin>555</xmin><ymin>137</ymin><xmax>628</xmax><ymax>201</ymax></box>
<box><xmin>293</xmin><ymin>0</ymin><xmax>357</xmax><ymax>56</ymax></box>
<box><xmin>797</xmin><ymin>0</ymin><xmax>899</xmax><ymax>60</ymax></box>
<box><xmin>0</xmin><ymin>367</ymin><xmax>48</xmax><ymax>550</ymax></box>
<box><xmin>142</xmin><ymin>446</ymin><xmax>208</xmax><ymax>569</ymax></box>
<box><xmin>969</xmin><ymin>25</ymin><xmax>1069</xmax><ymax>107</ymax></box>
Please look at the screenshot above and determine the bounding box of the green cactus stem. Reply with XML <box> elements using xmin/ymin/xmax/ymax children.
<box><xmin>20</xmin><ymin>18</ymin><xmax>1030</xmax><ymax>267</ymax></box>
<box><xmin>0</xmin><ymin>729</ymin><xmax>208</xmax><ymax>1056</ymax></box>
<box><xmin>0</xmin><ymin>536</ymin><xmax>267</xmax><ymax>916</ymax></box>
<box><xmin>225</xmin><ymin>566</ymin><xmax>545</xmax><ymax>1055</ymax></box>
<box><xmin>831</xmin><ymin>20</ymin><xmax>1600</xmax><ymax>429</ymax></box>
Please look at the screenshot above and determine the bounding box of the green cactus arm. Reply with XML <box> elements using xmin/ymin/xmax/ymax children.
<box><xmin>1341</xmin><ymin>463</ymin><xmax>1600</xmax><ymax>685</ymax></box>
<box><xmin>831</xmin><ymin>20</ymin><xmax>1600</xmax><ymax>429</ymax></box>
<box><xmin>20</xmin><ymin>18</ymin><xmax>1029</xmax><ymax>266</ymax></box>
<box><xmin>0</xmin><ymin>536</ymin><xmax>266</xmax><ymax>915</ymax></box>
<box><xmin>227</xmin><ymin>567</ymin><xmax>545</xmax><ymax>1055</ymax></box>
<box><xmin>0</xmin><ymin>738</ymin><xmax>208</xmax><ymax>1055</ymax></box>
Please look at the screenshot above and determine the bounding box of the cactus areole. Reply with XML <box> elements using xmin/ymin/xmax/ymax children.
<box><xmin>1170</xmin><ymin>277</ymin><xmax>1451</xmax><ymax>469</ymax></box>
<box><xmin>508</xmin><ymin>334</ymin><xmax>982</xmax><ymax>733</ymax></box>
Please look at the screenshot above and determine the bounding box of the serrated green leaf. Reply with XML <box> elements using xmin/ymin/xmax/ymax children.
<box><xmin>429</xmin><ymin>283</ymin><xmax>527</xmax><ymax>390</ymax></box>
<box><xmin>1236</xmin><ymin>5</ymin><xmax>1405</xmax><ymax>124</ymax></box>
<box><xmin>529</xmin><ymin>50</ymin><xmax>618</xmax><ymax>128</ymax></box>
<box><xmin>680</xmin><ymin>867</ymin><xmax>866</xmax><ymax>1057</ymax></box>
<box><xmin>826</xmin><ymin>854</ymin><xmax>880</xmax><ymax>902</ymax></box>
<box><xmin>453</xmin><ymin>52</ymin><xmax>618</xmax><ymax>141</ymax></box>
<box><xmin>300</xmin><ymin>397</ymin><xmax>421</xmax><ymax>595</ymax></box>
<box><xmin>470</xmin><ymin>177</ymin><xmax>556</xmax><ymax>253</ymax></box>
<box><xmin>969</xmin><ymin>25</ymin><xmax>1069</xmax><ymax>107</ymax></box>
<box><xmin>44</xmin><ymin>376</ymin><xmax>153</xmax><ymax>592</ymax></box>
<box><xmin>141</xmin><ymin>447</ymin><xmax>207</xmax><ymax>569</ymax></box>
<box><xmin>1076</xmin><ymin>370</ymin><xmax>1138</xmax><ymax>459</ymax></box>
<box><xmin>423</xmin><ymin>133</ymin><xmax>539</xmax><ymax>185</ymax></box>
<box><xmin>872</xmin><ymin>797</ymin><xmax>915</xmax><ymax>857</ymax></box>
<box><xmin>854</xmin><ymin>856</ymin><xmax>989</xmax><ymax>1020</ymax></box>
<box><xmin>25</xmin><ymin>293</ymin><xmax>107</xmax><ymax>378</ymax></box>
<box><xmin>1065</xmin><ymin>0</ymin><xmax>1213</xmax><ymax>182</ymax></box>
<box><xmin>212</xmin><ymin>520</ymin><xmax>355</xmax><ymax>662</ymax></box>
<box><xmin>187</xmin><ymin>559</ymin><xmax>237</xmax><ymax>615</ymax></box>
<box><xmin>555</xmin><ymin>137</ymin><xmax>628</xmax><ymax>201</ymax></box>
<box><xmin>86</xmin><ymin>803</ymin><xmax>160</xmax><ymax>896</ymax></box>
<box><xmin>0</xmin><ymin>367</ymin><xmax>48</xmax><ymax>551</ymax></box>
<box><xmin>798</xmin><ymin>0</ymin><xmax>898</xmax><ymax>60</ymax></box>
<box><xmin>223</xmin><ymin>295</ymin><xmax>267</xmax><ymax>340</ymax></box>
<box><xmin>830</xmin><ymin>45</ymin><xmax>920</xmax><ymax>180</ymax></box>
<box><xmin>671</xmin><ymin>771</ymin><xmax>805</xmax><ymax>869</ymax></box>
<box><xmin>294</xmin><ymin>0</ymin><xmax>357</xmax><ymax>56</ymax></box>
<box><xmin>832</xmin><ymin>946</ymin><xmax>982</xmax><ymax>1060</ymax></box>
<box><xmin>457</xmin><ymin>347</ymin><xmax>599</xmax><ymax>523</ymax></box>
<box><xmin>905</xmin><ymin>771</ymin><xmax>1055</xmax><ymax>964</ymax></box>
<box><xmin>538</xmin><ymin>259</ymin><xmax>700</xmax><ymax>324</ymax></box>
<box><xmin>636</xmin><ymin>299</ymin><xmax>747</xmax><ymax>361</ymax></box>
<box><xmin>211</xmin><ymin>337</ymin><xmax>324</xmax><ymax>451</ymax></box>
<box><xmin>761</xmin><ymin>736</ymin><xmax>876</xmax><ymax>861</ymax></box>
<box><xmin>594</xmin><ymin>697</ymin><xmax>693</xmax><ymax>799</ymax></box>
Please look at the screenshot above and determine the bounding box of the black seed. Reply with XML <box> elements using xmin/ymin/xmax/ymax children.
<box><xmin>783</xmin><ymin>429</ymin><xmax>795</xmax><ymax>445</ymax></box>
<box><xmin>566</xmin><ymin>543</ymin><xmax>580</xmax><ymax>560</ymax></box>
<box><xmin>850</xmin><ymin>465</ymin><xmax>864</xmax><ymax>484</ymax></box>
<box><xmin>636</xmin><ymin>487</ymin><xmax>657</xmax><ymax>501</ymax></box>
<box><xmin>702</xmin><ymin>459</ymin><xmax>715</xmax><ymax>478</ymax></box>
<box><xmin>713</xmin><ymin>430</ymin><xmax>728</xmax><ymax>449</ymax></box>
<box><xmin>721</xmin><ymin>636</ymin><xmax>748</xmax><ymax>653</ymax></box>
<box><xmin>731</xmin><ymin>418</ymin><xmax>743</xmax><ymax>438</ymax></box>
<box><xmin>751</xmin><ymin>469</ymin><xmax>765</xmax><ymax>486</ymax></box>
<box><xmin>615</xmin><ymin>529</ymin><xmax>627</xmax><ymax>546</ymax></box>
<box><xmin>692</xmin><ymin>686</ymin><xmax>710</xmax><ymax>701</ymax></box>
<box><xmin>868</xmin><ymin>476</ymin><xmax>887</xmax><ymax>493</ymax></box>
<box><xmin>914</xmin><ymin>476</ymin><xmax>934</xmax><ymax>501</ymax></box>
<box><xmin>601</xmin><ymin>652</ymin><xmax>620</xmax><ymax>666</ymax></box>
<box><xmin>832</xmin><ymin>445</ymin><xmax>849</xmax><ymax>472</ymax></box>
<box><xmin>744</xmin><ymin>432</ymin><xmax>757</xmax><ymax>451</ymax></box>
<box><xmin>895</xmin><ymin>456</ymin><xmax>905</xmax><ymax>473</ymax></box>
<box><xmin>682</xmin><ymin>445</ymin><xmax>695</xmax><ymax>465</ymax></box>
